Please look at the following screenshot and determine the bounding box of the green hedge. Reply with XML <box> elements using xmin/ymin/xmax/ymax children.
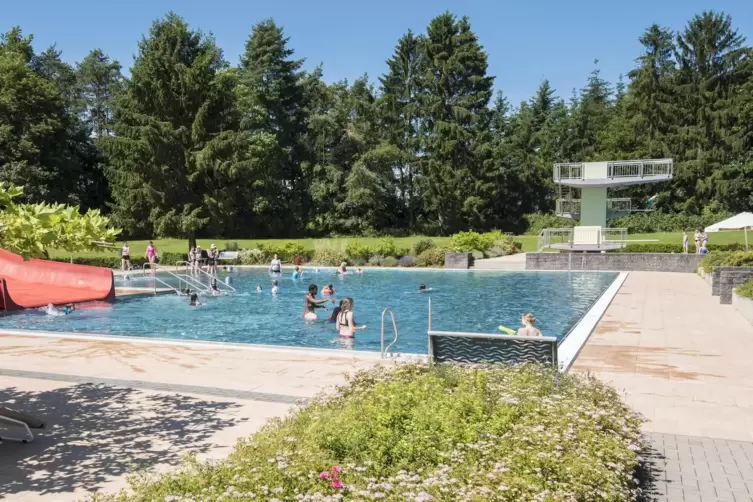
<box><xmin>609</xmin><ymin>210</ymin><xmax>733</xmax><ymax>234</ymax></box>
<box><xmin>611</xmin><ymin>243</ymin><xmax>746</xmax><ymax>254</ymax></box>
<box><xmin>51</xmin><ymin>252</ymin><xmax>187</xmax><ymax>269</ymax></box>
<box><xmin>735</xmin><ymin>278</ymin><xmax>753</xmax><ymax>300</ymax></box>
<box><xmin>96</xmin><ymin>364</ymin><xmax>645</xmax><ymax>501</ymax></box>
<box><xmin>698</xmin><ymin>251</ymin><xmax>753</xmax><ymax>272</ymax></box>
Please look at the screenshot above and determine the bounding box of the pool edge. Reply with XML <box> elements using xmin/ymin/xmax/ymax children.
<box><xmin>557</xmin><ymin>271</ymin><xmax>628</xmax><ymax>372</ymax></box>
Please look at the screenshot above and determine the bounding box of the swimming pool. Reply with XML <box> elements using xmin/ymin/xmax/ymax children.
<box><xmin>0</xmin><ymin>269</ymin><xmax>617</xmax><ymax>354</ymax></box>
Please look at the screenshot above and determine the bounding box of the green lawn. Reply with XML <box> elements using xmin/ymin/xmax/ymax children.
<box><xmin>49</xmin><ymin>230</ymin><xmax>750</xmax><ymax>259</ymax></box>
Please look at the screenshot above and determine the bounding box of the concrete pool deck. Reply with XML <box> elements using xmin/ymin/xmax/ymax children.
<box><xmin>3</xmin><ymin>270</ymin><xmax>753</xmax><ymax>500</ymax></box>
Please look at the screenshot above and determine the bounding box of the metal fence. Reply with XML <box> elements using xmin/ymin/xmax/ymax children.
<box><xmin>538</xmin><ymin>227</ymin><xmax>628</xmax><ymax>251</ymax></box>
<box><xmin>553</xmin><ymin>159</ymin><xmax>673</xmax><ymax>181</ymax></box>
<box><xmin>555</xmin><ymin>198</ymin><xmax>633</xmax><ymax>216</ymax></box>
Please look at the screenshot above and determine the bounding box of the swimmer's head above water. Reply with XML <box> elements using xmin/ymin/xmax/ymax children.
<box><xmin>419</xmin><ymin>284</ymin><xmax>426</xmax><ymax>290</ymax></box>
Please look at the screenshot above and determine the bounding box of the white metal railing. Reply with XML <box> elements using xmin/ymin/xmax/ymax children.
<box><xmin>381</xmin><ymin>308</ymin><xmax>399</xmax><ymax>356</ymax></box>
<box><xmin>175</xmin><ymin>260</ymin><xmax>237</xmax><ymax>293</ymax></box>
<box><xmin>538</xmin><ymin>227</ymin><xmax>628</xmax><ymax>251</ymax></box>
<box><xmin>553</xmin><ymin>159</ymin><xmax>673</xmax><ymax>181</ymax></box>
<box><xmin>553</xmin><ymin>163</ymin><xmax>584</xmax><ymax>181</ymax></box>
<box><xmin>607</xmin><ymin>159</ymin><xmax>673</xmax><ymax>179</ymax></box>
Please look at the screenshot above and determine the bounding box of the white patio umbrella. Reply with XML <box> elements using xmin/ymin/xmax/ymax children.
<box><xmin>705</xmin><ymin>212</ymin><xmax>753</xmax><ymax>251</ymax></box>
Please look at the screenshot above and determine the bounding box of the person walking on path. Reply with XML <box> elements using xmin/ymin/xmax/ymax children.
<box><xmin>683</xmin><ymin>232</ymin><xmax>689</xmax><ymax>254</ymax></box>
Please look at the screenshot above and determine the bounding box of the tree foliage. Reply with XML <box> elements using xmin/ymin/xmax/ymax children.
<box><xmin>1</xmin><ymin>10</ymin><xmax>753</xmax><ymax>240</ymax></box>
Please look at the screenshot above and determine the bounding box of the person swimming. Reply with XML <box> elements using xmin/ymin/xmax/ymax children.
<box><xmin>256</xmin><ymin>284</ymin><xmax>263</xmax><ymax>292</ymax></box>
<box><xmin>211</xmin><ymin>280</ymin><xmax>222</xmax><ymax>296</ymax></box>
<box><xmin>417</xmin><ymin>284</ymin><xmax>432</xmax><ymax>293</ymax></box>
<box><xmin>42</xmin><ymin>303</ymin><xmax>75</xmax><ymax>316</ymax></box>
<box><xmin>517</xmin><ymin>312</ymin><xmax>542</xmax><ymax>337</ymax></box>
<box><xmin>303</xmin><ymin>284</ymin><xmax>334</xmax><ymax>321</ymax></box>
<box><xmin>337</xmin><ymin>262</ymin><xmax>348</xmax><ymax>274</ymax></box>
<box><xmin>269</xmin><ymin>254</ymin><xmax>282</xmax><ymax>274</ymax></box>
<box><xmin>329</xmin><ymin>300</ymin><xmax>344</xmax><ymax>323</ymax></box>
<box><xmin>189</xmin><ymin>293</ymin><xmax>201</xmax><ymax>306</ymax></box>
<box><xmin>292</xmin><ymin>266</ymin><xmax>303</xmax><ymax>280</ymax></box>
<box><xmin>356</xmin><ymin>267</ymin><xmax>363</xmax><ymax>274</ymax></box>
<box><xmin>322</xmin><ymin>283</ymin><xmax>335</xmax><ymax>296</ymax></box>
<box><xmin>336</xmin><ymin>297</ymin><xmax>367</xmax><ymax>339</ymax></box>
<box><xmin>271</xmin><ymin>279</ymin><xmax>279</xmax><ymax>295</ymax></box>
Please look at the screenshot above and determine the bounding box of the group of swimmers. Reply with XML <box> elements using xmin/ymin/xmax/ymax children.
<box><xmin>303</xmin><ymin>284</ymin><xmax>366</xmax><ymax>338</ymax></box>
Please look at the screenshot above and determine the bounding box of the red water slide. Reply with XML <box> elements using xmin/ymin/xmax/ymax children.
<box><xmin>0</xmin><ymin>249</ymin><xmax>115</xmax><ymax>311</ymax></box>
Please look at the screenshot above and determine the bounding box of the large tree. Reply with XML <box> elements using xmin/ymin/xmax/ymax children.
<box><xmin>103</xmin><ymin>13</ymin><xmax>244</xmax><ymax>244</ymax></box>
<box><xmin>77</xmin><ymin>49</ymin><xmax>123</xmax><ymax>137</ymax></box>
<box><xmin>417</xmin><ymin>12</ymin><xmax>495</xmax><ymax>234</ymax></box>
<box><xmin>237</xmin><ymin>19</ymin><xmax>309</xmax><ymax>235</ymax></box>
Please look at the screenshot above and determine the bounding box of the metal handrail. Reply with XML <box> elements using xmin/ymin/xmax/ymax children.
<box><xmin>381</xmin><ymin>308</ymin><xmax>399</xmax><ymax>356</ymax></box>
<box><xmin>180</xmin><ymin>260</ymin><xmax>237</xmax><ymax>292</ymax></box>
<box><xmin>163</xmin><ymin>268</ymin><xmax>210</xmax><ymax>293</ymax></box>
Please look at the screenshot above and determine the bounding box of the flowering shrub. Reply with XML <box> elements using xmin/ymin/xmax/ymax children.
<box><xmin>100</xmin><ymin>364</ymin><xmax>645</xmax><ymax>502</ymax></box>
<box><xmin>417</xmin><ymin>247</ymin><xmax>448</xmax><ymax>267</ymax></box>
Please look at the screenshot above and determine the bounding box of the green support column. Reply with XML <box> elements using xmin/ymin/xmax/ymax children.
<box><xmin>579</xmin><ymin>187</ymin><xmax>607</xmax><ymax>227</ymax></box>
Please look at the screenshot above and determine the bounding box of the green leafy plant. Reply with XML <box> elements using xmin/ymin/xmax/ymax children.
<box><xmin>238</xmin><ymin>248</ymin><xmax>266</xmax><ymax>265</ymax></box>
<box><xmin>412</xmin><ymin>239</ymin><xmax>435</xmax><ymax>256</ymax></box>
<box><xmin>417</xmin><ymin>247</ymin><xmax>448</xmax><ymax>267</ymax></box>
<box><xmin>735</xmin><ymin>278</ymin><xmax>753</xmax><ymax>300</ymax></box>
<box><xmin>225</xmin><ymin>241</ymin><xmax>239</xmax><ymax>251</ymax></box>
<box><xmin>311</xmin><ymin>248</ymin><xmax>348</xmax><ymax>266</ymax></box>
<box><xmin>379</xmin><ymin>256</ymin><xmax>398</xmax><ymax>267</ymax></box>
<box><xmin>0</xmin><ymin>183</ymin><xmax>120</xmax><ymax>258</ymax></box>
<box><xmin>373</xmin><ymin>237</ymin><xmax>398</xmax><ymax>258</ymax></box>
<box><xmin>96</xmin><ymin>364</ymin><xmax>644</xmax><ymax>501</ymax></box>
<box><xmin>344</xmin><ymin>241</ymin><xmax>373</xmax><ymax>261</ymax></box>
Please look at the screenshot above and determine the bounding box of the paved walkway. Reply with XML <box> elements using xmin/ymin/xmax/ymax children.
<box><xmin>0</xmin><ymin>336</ymin><xmax>388</xmax><ymax>501</ymax></box>
<box><xmin>645</xmin><ymin>433</ymin><xmax>753</xmax><ymax>502</ymax></box>
<box><xmin>574</xmin><ymin>272</ymin><xmax>753</xmax><ymax>442</ymax></box>
<box><xmin>573</xmin><ymin>272</ymin><xmax>753</xmax><ymax>501</ymax></box>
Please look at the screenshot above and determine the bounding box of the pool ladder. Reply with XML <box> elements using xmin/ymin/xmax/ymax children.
<box><xmin>380</xmin><ymin>308</ymin><xmax>399</xmax><ymax>357</ymax></box>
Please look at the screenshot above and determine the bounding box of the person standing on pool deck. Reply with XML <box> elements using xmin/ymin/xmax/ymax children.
<box><xmin>336</xmin><ymin>297</ymin><xmax>367</xmax><ymax>338</ymax></box>
<box><xmin>208</xmin><ymin>244</ymin><xmax>219</xmax><ymax>275</ymax></box>
<box><xmin>269</xmin><ymin>254</ymin><xmax>282</xmax><ymax>274</ymax></box>
<box><xmin>120</xmin><ymin>241</ymin><xmax>131</xmax><ymax>271</ymax></box>
<box><xmin>145</xmin><ymin>241</ymin><xmax>157</xmax><ymax>273</ymax></box>
<box><xmin>682</xmin><ymin>232</ymin><xmax>689</xmax><ymax>254</ymax></box>
<box><xmin>303</xmin><ymin>284</ymin><xmax>333</xmax><ymax>320</ymax></box>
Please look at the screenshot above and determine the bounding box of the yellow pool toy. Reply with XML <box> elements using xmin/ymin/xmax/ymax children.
<box><xmin>498</xmin><ymin>325</ymin><xmax>516</xmax><ymax>335</ymax></box>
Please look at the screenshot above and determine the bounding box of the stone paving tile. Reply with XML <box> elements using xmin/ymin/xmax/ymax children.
<box><xmin>646</xmin><ymin>432</ymin><xmax>753</xmax><ymax>502</ymax></box>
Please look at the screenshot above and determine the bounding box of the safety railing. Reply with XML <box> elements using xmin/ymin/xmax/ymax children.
<box><xmin>176</xmin><ymin>260</ymin><xmax>237</xmax><ymax>292</ymax></box>
<box><xmin>162</xmin><ymin>267</ymin><xmax>210</xmax><ymax>294</ymax></box>
<box><xmin>554</xmin><ymin>159</ymin><xmax>673</xmax><ymax>182</ymax></box>
<box><xmin>553</xmin><ymin>163</ymin><xmax>583</xmax><ymax>181</ymax></box>
<box><xmin>381</xmin><ymin>308</ymin><xmax>399</xmax><ymax>357</ymax></box>
<box><xmin>538</xmin><ymin>227</ymin><xmax>628</xmax><ymax>251</ymax></box>
<box><xmin>555</xmin><ymin>198</ymin><xmax>634</xmax><ymax>217</ymax></box>
<box><xmin>607</xmin><ymin>159</ymin><xmax>673</xmax><ymax>179</ymax></box>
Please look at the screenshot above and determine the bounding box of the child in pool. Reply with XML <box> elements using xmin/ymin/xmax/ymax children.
<box><xmin>336</xmin><ymin>297</ymin><xmax>367</xmax><ymax>338</ymax></box>
<box><xmin>256</xmin><ymin>285</ymin><xmax>263</xmax><ymax>292</ymax></box>
<box><xmin>329</xmin><ymin>300</ymin><xmax>344</xmax><ymax>323</ymax></box>
<box><xmin>189</xmin><ymin>293</ymin><xmax>201</xmax><ymax>306</ymax></box>
<box><xmin>292</xmin><ymin>267</ymin><xmax>303</xmax><ymax>280</ymax></box>
<box><xmin>322</xmin><ymin>284</ymin><xmax>335</xmax><ymax>296</ymax></box>
<box><xmin>271</xmin><ymin>279</ymin><xmax>279</xmax><ymax>295</ymax></box>
<box><xmin>303</xmin><ymin>284</ymin><xmax>334</xmax><ymax>321</ymax></box>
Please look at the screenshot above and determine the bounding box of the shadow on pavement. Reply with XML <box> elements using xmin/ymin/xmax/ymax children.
<box><xmin>0</xmin><ymin>382</ymin><xmax>245</xmax><ymax>498</ymax></box>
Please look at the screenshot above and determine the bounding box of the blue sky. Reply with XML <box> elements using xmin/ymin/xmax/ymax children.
<box><xmin>5</xmin><ymin>0</ymin><xmax>753</xmax><ymax>106</ymax></box>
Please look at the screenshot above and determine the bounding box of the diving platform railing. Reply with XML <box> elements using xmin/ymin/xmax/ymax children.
<box><xmin>538</xmin><ymin>227</ymin><xmax>628</xmax><ymax>252</ymax></box>
<box><xmin>555</xmin><ymin>197</ymin><xmax>634</xmax><ymax>217</ymax></box>
<box><xmin>553</xmin><ymin>159</ymin><xmax>673</xmax><ymax>183</ymax></box>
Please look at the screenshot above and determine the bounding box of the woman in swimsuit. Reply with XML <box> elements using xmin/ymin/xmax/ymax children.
<box><xmin>336</xmin><ymin>297</ymin><xmax>366</xmax><ymax>338</ymax></box>
<box><xmin>517</xmin><ymin>312</ymin><xmax>542</xmax><ymax>337</ymax></box>
<box><xmin>269</xmin><ymin>254</ymin><xmax>282</xmax><ymax>274</ymax></box>
<box><xmin>145</xmin><ymin>241</ymin><xmax>157</xmax><ymax>272</ymax></box>
<box><xmin>303</xmin><ymin>284</ymin><xmax>333</xmax><ymax>321</ymax></box>
<box><xmin>120</xmin><ymin>242</ymin><xmax>131</xmax><ymax>271</ymax></box>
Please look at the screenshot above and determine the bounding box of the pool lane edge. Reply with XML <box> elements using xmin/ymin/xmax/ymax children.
<box><xmin>0</xmin><ymin>327</ymin><xmax>429</xmax><ymax>363</ymax></box>
<box><xmin>557</xmin><ymin>271</ymin><xmax>628</xmax><ymax>373</ymax></box>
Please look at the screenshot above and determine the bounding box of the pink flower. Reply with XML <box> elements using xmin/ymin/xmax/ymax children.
<box><xmin>331</xmin><ymin>465</ymin><xmax>343</xmax><ymax>474</ymax></box>
<box><xmin>331</xmin><ymin>480</ymin><xmax>345</xmax><ymax>489</ymax></box>
<box><xmin>319</xmin><ymin>471</ymin><xmax>330</xmax><ymax>480</ymax></box>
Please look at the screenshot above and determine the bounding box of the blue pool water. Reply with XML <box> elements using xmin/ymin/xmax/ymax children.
<box><xmin>0</xmin><ymin>269</ymin><xmax>617</xmax><ymax>354</ymax></box>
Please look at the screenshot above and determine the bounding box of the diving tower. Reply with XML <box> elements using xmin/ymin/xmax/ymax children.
<box><xmin>553</xmin><ymin>159</ymin><xmax>673</xmax><ymax>227</ymax></box>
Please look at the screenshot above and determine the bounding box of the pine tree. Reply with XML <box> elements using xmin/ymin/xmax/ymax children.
<box><xmin>417</xmin><ymin>13</ymin><xmax>495</xmax><ymax>234</ymax></box>
<box><xmin>103</xmin><ymin>13</ymin><xmax>243</xmax><ymax>242</ymax></box>
<box><xmin>77</xmin><ymin>49</ymin><xmax>123</xmax><ymax>137</ymax></box>
<box><xmin>238</xmin><ymin>19</ymin><xmax>309</xmax><ymax>234</ymax></box>
<box><xmin>378</xmin><ymin>30</ymin><xmax>423</xmax><ymax>229</ymax></box>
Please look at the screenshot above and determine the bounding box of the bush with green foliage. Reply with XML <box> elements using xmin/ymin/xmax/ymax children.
<box><xmin>610</xmin><ymin>210</ymin><xmax>733</xmax><ymax>234</ymax></box>
<box><xmin>417</xmin><ymin>247</ymin><xmax>448</xmax><ymax>267</ymax></box>
<box><xmin>613</xmin><ymin>243</ymin><xmax>746</xmax><ymax>254</ymax></box>
<box><xmin>379</xmin><ymin>256</ymin><xmax>398</xmax><ymax>267</ymax></box>
<box><xmin>398</xmin><ymin>255</ymin><xmax>417</xmax><ymax>267</ymax></box>
<box><xmin>52</xmin><ymin>252</ymin><xmax>186</xmax><ymax>269</ymax></box>
<box><xmin>698</xmin><ymin>251</ymin><xmax>753</xmax><ymax>272</ymax></box>
<box><xmin>99</xmin><ymin>364</ymin><xmax>644</xmax><ymax>502</ymax></box>
<box><xmin>412</xmin><ymin>239</ymin><xmax>435</xmax><ymax>256</ymax></box>
<box><xmin>310</xmin><ymin>248</ymin><xmax>348</xmax><ymax>266</ymax></box>
<box><xmin>373</xmin><ymin>237</ymin><xmax>398</xmax><ymax>258</ymax></box>
<box><xmin>735</xmin><ymin>278</ymin><xmax>753</xmax><ymax>300</ymax></box>
<box><xmin>344</xmin><ymin>241</ymin><xmax>373</xmax><ymax>261</ymax></box>
<box><xmin>523</xmin><ymin>213</ymin><xmax>575</xmax><ymax>235</ymax></box>
<box><xmin>238</xmin><ymin>249</ymin><xmax>267</xmax><ymax>265</ymax></box>
<box><xmin>450</xmin><ymin>230</ymin><xmax>495</xmax><ymax>252</ymax></box>
<box><xmin>225</xmin><ymin>241</ymin><xmax>239</xmax><ymax>251</ymax></box>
